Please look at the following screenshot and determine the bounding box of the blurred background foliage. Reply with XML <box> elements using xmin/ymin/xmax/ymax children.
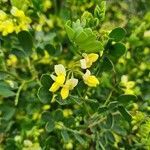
<box><xmin>0</xmin><ymin>0</ymin><xmax>150</xmax><ymax>149</ymax></box>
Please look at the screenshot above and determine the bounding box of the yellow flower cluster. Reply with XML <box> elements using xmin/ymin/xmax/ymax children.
<box><xmin>49</xmin><ymin>64</ymin><xmax>78</xmax><ymax>100</ymax></box>
<box><xmin>80</xmin><ymin>53</ymin><xmax>99</xmax><ymax>87</ymax></box>
<box><xmin>6</xmin><ymin>54</ymin><xmax>18</xmax><ymax>66</ymax></box>
<box><xmin>120</xmin><ymin>75</ymin><xmax>135</xmax><ymax>94</ymax></box>
<box><xmin>49</xmin><ymin>53</ymin><xmax>100</xmax><ymax>100</ymax></box>
<box><xmin>80</xmin><ymin>53</ymin><xmax>99</xmax><ymax>69</ymax></box>
<box><xmin>83</xmin><ymin>70</ymin><xmax>99</xmax><ymax>87</ymax></box>
<box><xmin>0</xmin><ymin>7</ymin><xmax>31</xmax><ymax>36</ymax></box>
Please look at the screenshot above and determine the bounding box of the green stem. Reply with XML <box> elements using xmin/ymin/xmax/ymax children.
<box><xmin>104</xmin><ymin>90</ymin><xmax>113</xmax><ymax>106</ymax></box>
<box><xmin>0</xmin><ymin>49</ymin><xmax>7</xmax><ymax>71</ymax></box>
<box><xmin>88</xmin><ymin>112</ymin><xmax>119</xmax><ymax>128</ymax></box>
<box><xmin>15</xmin><ymin>81</ymin><xmax>26</xmax><ymax>106</ymax></box>
<box><xmin>88</xmin><ymin>117</ymin><xmax>106</xmax><ymax>128</ymax></box>
<box><xmin>56</xmin><ymin>122</ymin><xmax>92</xmax><ymax>139</ymax></box>
<box><xmin>64</xmin><ymin>126</ymin><xmax>92</xmax><ymax>139</ymax></box>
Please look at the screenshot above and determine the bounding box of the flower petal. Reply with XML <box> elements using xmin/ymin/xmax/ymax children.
<box><xmin>84</xmin><ymin>75</ymin><xmax>99</xmax><ymax>87</ymax></box>
<box><xmin>83</xmin><ymin>70</ymin><xmax>91</xmax><ymax>80</ymax></box>
<box><xmin>65</xmin><ymin>78</ymin><xmax>78</xmax><ymax>90</ymax></box>
<box><xmin>55</xmin><ymin>74</ymin><xmax>66</xmax><ymax>85</ymax></box>
<box><xmin>83</xmin><ymin>70</ymin><xmax>99</xmax><ymax>87</ymax></box>
<box><xmin>61</xmin><ymin>87</ymin><xmax>69</xmax><ymax>100</ymax></box>
<box><xmin>54</xmin><ymin>64</ymin><xmax>66</xmax><ymax>76</ymax></box>
<box><xmin>87</xmin><ymin>53</ymin><xmax>99</xmax><ymax>63</ymax></box>
<box><xmin>49</xmin><ymin>82</ymin><xmax>60</xmax><ymax>92</ymax></box>
<box><xmin>50</xmin><ymin>74</ymin><xmax>56</xmax><ymax>81</ymax></box>
<box><xmin>80</xmin><ymin>59</ymin><xmax>87</xmax><ymax>69</ymax></box>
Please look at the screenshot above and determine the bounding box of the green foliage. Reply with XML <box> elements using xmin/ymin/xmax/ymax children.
<box><xmin>65</xmin><ymin>20</ymin><xmax>103</xmax><ymax>52</ymax></box>
<box><xmin>0</xmin><ymin>82</ymin><xmax>15</xmax><ymax>97</ymax></box>
<box><xmin>18</xmin><ymin>31</ymin><xmax>33</xmax><ymax>55</ymax></box>
<box><xmin>0</xmin><ymin>0</ymin><xmax>150</xmax><ymax>149</ymax></box>
<box><xmin>109</xmin><ymin>27</ymin><xmax>126</xmax><ymax>42</ymax></box>
<box><xmin>37</xmin><ymin>74</ymin><xmax>53</xmax><ymax>103</ymax></box>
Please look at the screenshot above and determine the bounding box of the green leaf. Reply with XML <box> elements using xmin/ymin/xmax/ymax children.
<box><xmin>45</xmin><ymin>44</ymin><xmax>56</xmax><ymax>56</ymax></box>
<box><xmin>79</xmin><ymin>40</ymin><xmax>103</xmax><ymax>52</ymax></box>
<box><xmin>61</xmin><ymin>130</ymin><xmax>70</xmax><ymax>142</ymax></box>
<box><xmin>113</xmin><ymin>125</ymin><xmax>127</xmax><ymax>136</ymax></box>
<box><xmin>55</xmin><ymin>94</ymin><xmax>73</xmax><ymax>105</ymax></box>
<box><xmin>41</xmin><ymin>111</ymin><xmax>53</xmax><ymax>122</ymax></box>
<box><xmin>45</xmin><ymin>120</ymin><xmax>55</xmax><ymax>133</ymax></box>
<box><xmin>32</xmin><ymin>0</ymin><xmax>43</xmax><ymax>11</ymax></box>
<box><xmin>108</xmin><ymin>101</ymin><xmax>118</xmax><ymax>110</ymax></box>
<box><xmin>109</xmin><ymin>27</ymin><xmax>126</xmax><ymax>42</ymax></box>
<box><xmin>110</xmin><ymin>42</ymin><xmax>126</xmax><ymax>58</ymax></box>
<box><xmin>117</xmin><ymin>94</ymin><xmax>137</xmax><ymax>104</ymax></box>
<box><xmin>98</xmin><ymin>141</ymin><xmax>105</xmax><ymax>150</ymax></box>
<box><xmin>65</xmin><ymin>21</ymin><xmax>75</xmax><ymax>41</ymax></box>
<box><xmin>105</xmin><ymin>113</ymin><xmax>114</xmax><ymax>129</ymax></box>
<box><xmin>0</xmin><ymin>72</ymin><xmax>8</xmax><ymax>80</ymax></box>
<box><xmin>98</xmin><ymin>106</ymin><xmax>108</xmax><ymax>113</ymax></box>
<box><xmin>104</xmin><ymin>131</ymin><xmax>115</xmax><ymax>144</ymax></box>
<box><xmin>64</xmin><ymin>116</ymin><xmax>75</xmax><ymax>127</ymax></box>
<box><xmin>37</xmin><ymin>87</ymin><xmax>52</xmax><ymax>103</ymax></box>
<box><xmin>84</xmin><ymin>28</ymin><xmax>96</xmax><ymax>40</ymax></box>
<box><xmin>40</xmin><ymin>74</ymin><xmax>53</xmax><ymax>89</ymax></box>
<box><xmin>53</xmin><ymin>109</ymin><xmax>63</xmax><ymax>121</ymax></box>
<box><xmin>118</xmin><ymin>105</ymin><xmax>132</xmax><ymax>122</ymax></box>
<box><xmin>74</xmin><ymin>134</ymin><xmax>85</xmax><ymax>145</ymax></box>
<box><xmin>0</xmin><ymin>85</ymin><xmax>15</xmax><ymax>97</ymax></box>
<box><xmin>18</xmin><ymin>31</ymin><xmax>33</xmax><ymax>55</ymax></box>
<box><xmin>1</xmin><ymin>105</ymin><xmax>16</xmax><ymax>121</ymax></box>
<box><xmin>74</xmin><ymin>31</ymin><xmax>88</xmax><ymax>43</ymax></box>
<box><xmin>101</xmin><ymin>57</ymin><xmax>114</xmax><ymax>72</ymax></box>
<box><xmin>94</xmin><ymin>1</ymin><xmax>106</xmax><ymax>21</ymax></box>
<box><xmin>11</xmin><ymin>48</ymin><xmax>26</xmax><ymax>58</ymax></box>
<box><xmin>11</xmin><ymin>0</ymin><xmax>29</xmax><ymax>10</ymax></box>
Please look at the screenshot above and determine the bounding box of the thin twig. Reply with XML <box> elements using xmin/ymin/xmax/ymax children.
<box><xmin>15</xmin><ymin>81</ymin><xmax>26</xmax><ymax>106</ymax></box>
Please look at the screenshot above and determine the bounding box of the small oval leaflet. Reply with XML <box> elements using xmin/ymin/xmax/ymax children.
<box><xmin>109</xmin><ymin>27</ymin><xmax>126</xmax><ymax>42</ymax></box>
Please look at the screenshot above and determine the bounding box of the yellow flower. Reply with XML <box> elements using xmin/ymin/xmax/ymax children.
<box><xmin>6</xmin><ymin>54</ymin><xmax>18</xmax><ymax>66</ymax></box>
<box><xmin>80</xmin><ymin>53</ymin><xmax>99</xmax><ymax>69</ymax></box>
<box><xmin>83</xmin><ymin>70</ymin><xmax>99</xmax><ymax>87</ymax></box>
<box><xmin>0</xmin><ymin>7</ymin><xmax>31</xmax><ymax>36</ymax></box>
<box><xmin>10</xmin><ymin>6</ymin><xmax>31</xmax><ymax>33</ymax></box>
<box><xmin>0</xmin><ymin>19</ymin><xmax>14</xmax><ymax>36</ymax></box>
<box><xmin>63</xmin><ymin>109</ymin><xmax>73</xmax><ymax>117</ymax></box>
<box><xmin>0</xmin><ymin>10</ymin><xmax>7</xmax><ymax>21</ymax></box>
<box><xmin>120</xmin><ymin>75</ymin><xmax>136</xmax><ymax>94</ymax></box>
<box><xmin>61</xmin><ymin>78</ymin><xmax>78</xmax><ymax>100</ymax></box>
<box><xmin>11</xmin><ymin>6</ymin><xmax>25</xmax><ymax>18</ymax></box>
<box><xmin>49</xmin><ymin>64</ymin><xmax>66</xmax><ymax>92</ymax></box>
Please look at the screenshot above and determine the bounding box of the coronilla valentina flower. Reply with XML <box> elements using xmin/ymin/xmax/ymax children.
<box><xmin>0</xmin><ymin>7</ymin><xmax>31</xmax><ymax>36</ymax></box>
<box><xmin>61</xmin><ymin>78</ymin><xmax>78</xmax><ymax>100</ymax></box>
<box><xmin>11</xmin><ymin>7</ymin><xmax>31</xmax><ymax>32</ymax></box>
<box><xmin>11</xmin><ymin>6</ymin><xmax>25</xmax><ymax>18</ymax></box>
<box><xmin>0</xmin><ymin>10</ymin><xmax>7</xmax><ymax>21</ymax></box>
<box><xmin>80</xmin><ymin>53</ymin><xmax>99</xmax><ymax>69</ymax></box>
<box><xmin>0</xmin><ymin>19</ymin><xmax>14</xmax><ymax>36</ymax></box>
<box><xmin>83</xmin><ymin>70</ymin><xmax>99</xmax><ymax>87</ymax></box>
<box><xmin>49</xmin><ymin>64</ymin><xmax>66</xmax><ymax>92</ymax></box>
